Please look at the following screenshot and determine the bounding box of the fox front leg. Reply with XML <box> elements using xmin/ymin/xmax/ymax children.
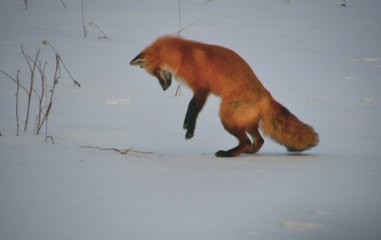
<box><xmin>183</xmin><ymin>93</ymin><xmax>208</xmax><ymax>139</ymax></box>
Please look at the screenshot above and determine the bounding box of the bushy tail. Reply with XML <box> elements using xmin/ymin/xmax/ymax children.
<box><xmin>261</xmin><ymin>100</ymin><xmax>319</xmax><ymax>152</ymax></box>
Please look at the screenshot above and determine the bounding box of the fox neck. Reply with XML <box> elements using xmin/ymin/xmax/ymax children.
<box><xmin>159</xmin><ymin>49</ymin><xmax>186</xmax><ymax>86</ymax></box>
<box><xmin>161</xmin><ymin>66</ymin><xmax>189</xmax><ymax>89</ymax></box>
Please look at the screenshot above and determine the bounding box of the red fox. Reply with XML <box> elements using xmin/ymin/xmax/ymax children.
<box><xmin>130</xmin><ymin>36</ymin><xmax>318</xmax><ymax>157</ymax></box>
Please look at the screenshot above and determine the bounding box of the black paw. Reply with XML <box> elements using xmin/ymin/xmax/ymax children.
<box><xmin>215</xmin><ymin>150</ymin><xmax>232</xmax><ymax>157</ymax></box>
<box><xmin>183</xmin><ymin>122</ymin><xmax>195</xmax><ymax>139</ymax></box>
<box><xmin>185</xmin><ymin>130</ymin><xmax>194</xmax><ymax>140</ymax></box>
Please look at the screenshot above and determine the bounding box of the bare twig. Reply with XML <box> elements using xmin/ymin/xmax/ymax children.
<box><xmin>81</xmin><ymin>0</ymin><xmax>87</xmax><ymax>38</ymax></box>
<box><xmin>0</xmin><ymin>69</ymin><xmax>30</xmax><ymax>95</ymax></box>
<box><xmin>42</xmin><ymin>40</ymin><xmax>81</xmax><ymax>87</ymax></box>
<box><xmin>21</xmin><ymin>46</ymin><xmax>41</xmax><ymax>132</ymax></box>
<box><xmin>178</xmin><ymin>0</ymin><xmax>182</xmax><ymax>37</ymax></box>
<box><xmin>175</xmin><ymin>0</ymin><xmax>183</xmax><ymax>96</ymax></box>
<box><xmin>89</xmin><ymin>22</ymin><xmax>109</xmax><ymax>40</ymax></box>
<box><xmin>60</xmin><ymin>0</ymin><xmax>68</xmax><ymax>9</ymax></box>
<box><xmin>34</xmin><ymin>60</ymin><xmax>47</xmax><ymax>133</ymax></box>
<box><xmin>16</xmin><ymin>70</ymin><xmax>20</xmax><ymax>136</ymax></box>
<box><xmin>175</xmin><ymin>21</ymin><xmax>197</xmax><ymax>37</ymax></box>
<box><xmin>175</xmin><ymin>84</ymin><xmax>182</xmax><ymax>97</ymax></box>
<box><xmin>37</xmin><ymin>54</ymin><xmax>60</xmax><ymax>135</ymax></box>
<box><xmin>24</xmin><ymin>0</ymin><xmax>28</xmax><ymax>10</ymax></box>
<box><xmin>25</xmin><ymin>56</ymin><xmax>47</xmax><ymax>134</ymax></box>
<box><xmin>46</xmin><ymin>135</ymin><xmax>55</xmax><ymax>144</ymax></box>
<box><xmin>79</xmin><ymin>145</ymin><xmax>154</xmax><ymax>156</ymax></box>
<box><xmin>105</xmin><ymin>147</ymin><xmax>133</xmax><ymax>155</ymax></box>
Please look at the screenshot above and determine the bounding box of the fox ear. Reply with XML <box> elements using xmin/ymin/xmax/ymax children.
<box><xmin>130</xmin><ymin>53</ymin><xmax>147</xmax><ymax>68</ymax></box>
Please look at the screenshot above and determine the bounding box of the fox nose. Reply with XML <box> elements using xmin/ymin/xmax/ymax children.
<box><xmin>130</xmin><ymin>53</ymin><xmax>147</xmax><ymax>68</ymax></box>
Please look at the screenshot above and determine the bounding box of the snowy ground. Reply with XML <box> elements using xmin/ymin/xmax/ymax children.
<box><xmin>1</xmin><ymin>0</ymin><xmax>381</xmax><ymax>239</ymax></box>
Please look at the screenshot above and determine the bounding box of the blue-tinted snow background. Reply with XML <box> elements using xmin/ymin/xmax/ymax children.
<box><xmin>1</xmin><ymin>0</ymin><xmax>381</xmax><ymax>239</ymax></box>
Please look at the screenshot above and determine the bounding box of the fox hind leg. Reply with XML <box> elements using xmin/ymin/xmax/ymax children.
<box><xmin>245</xmin><ymin>125</ymin><xmax>264</xmax><ymax>154</ymax></box>
<box><xmin>215</xmin><ymin>126</ymin><xmax>252</xmax><ymax>157</ymax></box>
<box><xmin>216</xmin><ymin>105</ymin><xmax>252</xmax><ymax>157</ymax></box>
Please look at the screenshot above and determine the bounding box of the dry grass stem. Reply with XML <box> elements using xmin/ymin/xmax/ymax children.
<box><xmin>46</xmin><ymin>135</ymin><xmax>55</xmax><ymax>144</ymax></box>
<box><xmin>34</xmin><ymin>60</ymin><xmax>47</xmax><ymax>132</ymax></box>
<box><xmin>79</xmin><ymin>145</ymin><xmax>154</xmax><ymax>156</ymax></box>
<box><xmin>81</xmin><ymin>0</ymin><xmax>87</xmax><ymax>38</ymax></box>
<box><xmin>0</xmin><ymin>69</ymin><xmax>35</xmax><ymax>95</ymax></box>
<box><xmin>88</xmin><ymin>22</ymin><xmax>109</xmax><ymax>40</ymax></box>
<box><xmin>61</xmin><ymin>0</ymin><xmax>67</xmax><ymax>9</ymax></box>
<box><xmin>42</xmin><ymin>40</ymin><xmax>81</xmax><ymax>87</ymax></box>
<box><xmin>36</xmin><ymin>54</ymin><xmax>60</xmax><ymax>135</ymax></box>
<box><xmin>16</xmin><ymin>70</ymin><xmax>20</xmax><ymax>136</ymax></box>
<box><xmin>21</xmin><ymin>46</ymin><xmax>41</xmax><ymax>132</ymax></box>
<box><xmin>175</xmin><ymin>84</ymin><xmax>182</xmax><ymax>97</ymax></box>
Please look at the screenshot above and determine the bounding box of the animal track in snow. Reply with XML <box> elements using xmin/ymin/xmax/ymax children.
<box><xmin>360</xmin><ymin>98</ymin><xmax>374</xmax><ymax>104</ymax></box>
<box><xmin>307</xmin><ymin>96</ymin><xmax>330</xmax><ymax>101</ymax></box>
<box><xmin>105</xmin><ymin>98</ymin><xmax>131</xmax><ymax>105</ymax></box>
<box><xmin>280</xmin><ymin>221</ymin><xmax>323</xmax><ymax>232</ymax></box>
<box><xmin>350</xmin><ymin>57</ymin><xmax>381</xmax><ymax>63</ymax></box>
<box><xmin>350</xmin><ymin>57</ymin><xmax>381</xmax><ymax>69</ymax></box>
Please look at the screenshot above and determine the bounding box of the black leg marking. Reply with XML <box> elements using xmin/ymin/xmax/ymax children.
<box><xmin>215</xmin><ymin>129</ymin><xmax>252</xmax><ymax>157</ymax></box>
<box><xmin>183</xmin><ymin>93</ymin><xmax>208</xmax><ymax>139</ymax></box>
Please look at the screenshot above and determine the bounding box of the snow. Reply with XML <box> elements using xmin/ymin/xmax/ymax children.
<box><xmin>1</xmin><ymin>0</ymin><xmax>381</xmax><ymax>239</ymax></box>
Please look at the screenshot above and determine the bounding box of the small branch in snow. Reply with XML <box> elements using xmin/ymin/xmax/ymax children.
<box><xmin>178</xmin><ymin>0</ymin><xmax>182</xmax><ymax>36</ymax></box>
<box><xmin>34</xmin><ymin>60</ymin><xmax>48</xmax><ymax>133</ymax></box>
<box><xmin>46</xmin><ymin>136</ymin><xmax>55</xmax><ymax>144</ymax></box>
<box><xmin>16</xmin><ymin>70</ymin><xmax>20</xmax><ymax>136</ymax></box>
<box><xmin>81</xmin><ymin>0</ymin><xmax>87</xmax><ymax>38</ymax></box>
<box><xmin>21</xmin><ymin>45</ymin><xmax>40</xmax><ymax>132</ymax></box>
<box><xmin>60</xmin><ymin>0</ymin><xmax>68</xmax><ymax>9</ymax></box>
<box><xmin>175</xmin><ymin>84</ymin><xmax>182</xmax><ymax>97</ymax></box>
<box><xmin>79</xmin><ymin>145</ymin><xmax>154</xmax><ymax>156</ymax></box>
<box><xmin>42</xmin><ymin>40</ymin><xmax>81</xmax><ymax>87</ymax></box>
<box><xmin>88</xmin><ymin>22</ymin><xmax>110</xmax><ymax>40</ymax></box>
<box><xmin>36</xmin><ymin>54</ymin><xmax>60</xmax><ymax>135</ymax></box>
<box><xmin>0</xmin><ymin>68</ymin><xmax>32</xmax><ymax>95</ymax></box>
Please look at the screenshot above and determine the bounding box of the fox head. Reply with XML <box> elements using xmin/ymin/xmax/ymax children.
<box><xmin>130</xmin><ymin>51</ymin><xmax>172</xmax><ymax>91</ymax></box>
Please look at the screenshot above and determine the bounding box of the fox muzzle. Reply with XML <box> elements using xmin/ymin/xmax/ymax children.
<box><xmin>130</xmin><ymin>53</ymin><xmax>147</xmax><ymax>68</ymax></box>
<box><xmin>155</xmin><ymin>69</ymin><xmax>172</xmax><ymax>91</ymax></box>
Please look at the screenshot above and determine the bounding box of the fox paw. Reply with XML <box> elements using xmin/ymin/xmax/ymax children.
<box><xmin>183</xmin><ymin>123</ymin><xmax>195</xmax><ymax>139</ymax></box>
<box><xmin>215</xmin><ymin>150</ymin><xmax>232</xmax><ymax>157</ymax></box>
<box><xmin>185</xmin><ymin>130</ymin><xmax>194</xmax><ymax>139</ymax></box>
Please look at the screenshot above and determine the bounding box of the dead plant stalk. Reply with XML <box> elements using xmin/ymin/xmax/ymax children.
<box><xmin>16</xmin><ymin>70</ymin><xmax>20</xmax><ymax>136</ymax></box>
<box><xmin>36</xmin><ymin>54</ymin><xmax>60</xmax><ymax>136</ymax></box>
<box><xmin>21</xmin><ymin>46</ymin><xmax>40</xmax><ymax>132</ymax></box>
<box><xmin>35</xmin><ymin>60</ymin><xmax>47</xmax><ymax>133</ymax></box>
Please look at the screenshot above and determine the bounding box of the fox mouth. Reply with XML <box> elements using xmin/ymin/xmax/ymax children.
<box><xmin>155</xmin><ymin>69</ymin><xmax>172</xmax><ymax>91</ymax></box>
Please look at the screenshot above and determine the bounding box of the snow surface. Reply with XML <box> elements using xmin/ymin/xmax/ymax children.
<box><xmin>1</xmin><ymin>0</ymin><xmax>381</xmax><ymax>239</ymax></box>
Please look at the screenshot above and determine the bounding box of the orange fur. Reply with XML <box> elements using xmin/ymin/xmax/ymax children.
<box><xmin>130</xmin><ymin>36</ymin><xmax>318</xmax><ymax>157</ymax></box>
